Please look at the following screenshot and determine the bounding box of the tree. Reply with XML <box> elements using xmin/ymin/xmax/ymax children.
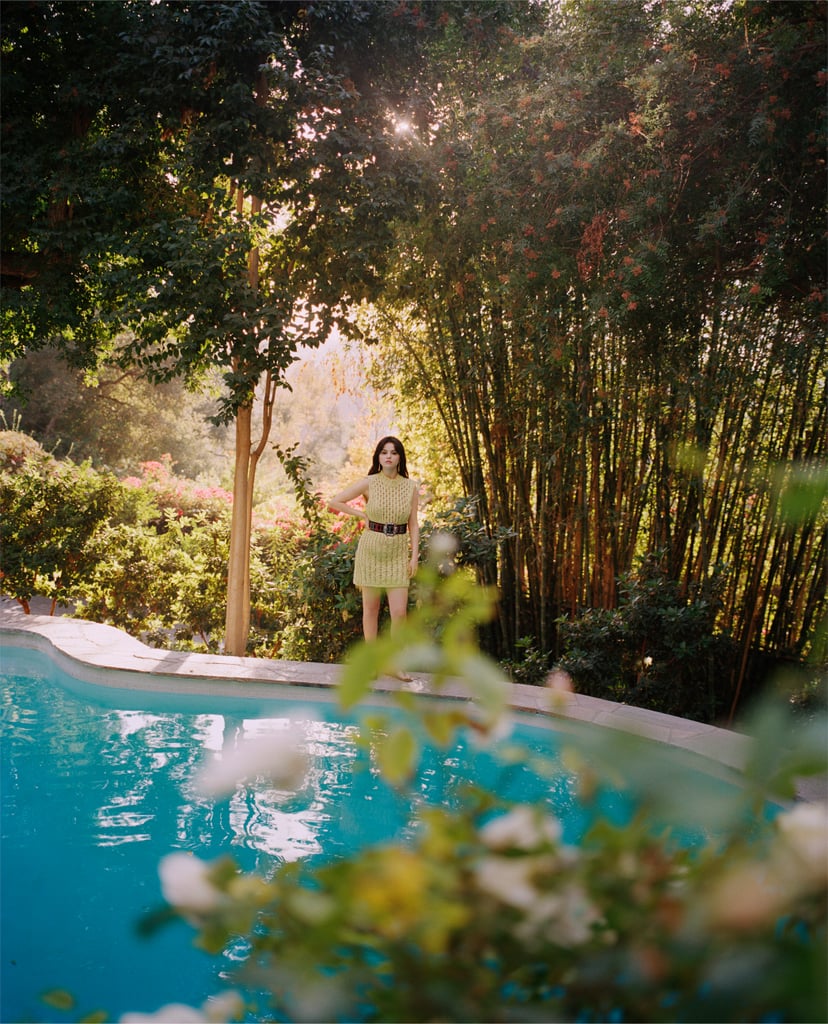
<box><xmin>371</xmin><ymin>0</ymin><xmax>826</xmax><ymax>708</ymax></box>
<box><xmin>1</xmin><ymin>0</ymin><xmax>482</xmax><ymax>652</ymax></box>
<box><xmin>2</xmin><ymin>348</ymin><xmax>232</xmax><ymax>478</ymax></box>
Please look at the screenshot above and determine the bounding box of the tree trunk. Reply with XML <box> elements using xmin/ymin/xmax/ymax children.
<box><xmin>224</xmin><ymin>169</ymin><xmax>268</xmax><ymax>657</ymax></box>
<box><xmin>225</xmin><ymin>403</ymin><xmax>254</xmax><ymax>655</ymax></box>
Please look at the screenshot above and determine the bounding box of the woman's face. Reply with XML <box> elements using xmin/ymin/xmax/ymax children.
<box><xmin>379</xmin><ymin>442</ymin><xmax>400</xmax><ymax>473</ymax></box>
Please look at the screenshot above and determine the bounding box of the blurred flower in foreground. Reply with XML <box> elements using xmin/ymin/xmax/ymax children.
<box><xmin>516</xmin><ymin>881</ymin><xmax>602</xmax><ymax>947</ymax></box>
<box><xmin>159</xmin><ymin>852</ymin><xmax>224</xmax><ymax>915</ymax></box>
<box><xmin>480</xmin><ymin>804</ymin><xmax>563</xmax><ymax>851</ymax></box>
<box><xmin>705</xmin><ymin>800</ymin><xmax>828</xmax><ymax>931</ymax></box>
<box><xmin>120</xmin><ymin>989</ymin><xmax>243</xmax><ymax>1023</ymax></box>
<box><xmin>196</xmin><ymin>729</ymin><xmax>308</xmax><ymax>799</ymax></box>
<box><xmin>120</xmin><ymin>1003</ymin><xmax>205</xmax><ymax>1023</ymax></box>
<box><xmin>545</xmin><ymin>668</ymin><xmax>574</xmax><ymax>711</ymax></box>
<box><xmin>427</xmin><ymin>530</ymin><xmax>459</xmax><ymax>574</ymax></box>
<box><xmin>776</xmin><ymin>800</ymin><xmax>828</xmax><ymax>886</ymax></box>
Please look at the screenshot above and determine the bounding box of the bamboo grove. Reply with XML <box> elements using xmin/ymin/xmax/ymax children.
<box><xmin>371</xmin><ymin>2</ymin><xmax>827</xmax><ymax>709</ymax></box>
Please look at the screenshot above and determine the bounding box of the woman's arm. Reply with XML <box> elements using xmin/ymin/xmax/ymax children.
<box><xmin>408</xmin><ymin>483</ymin><xmax>420</xmax><ymax>577</ymax></box>
<box><xmin>328</xmin><ymin>478</ymin><xmax>370</xmax><ymax>521</ymax></box>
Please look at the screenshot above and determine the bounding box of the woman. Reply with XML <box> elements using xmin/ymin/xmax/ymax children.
<box><xmin>328</xmin><ymin>436</ymin><xmax>419</xmax><ymax>646</ymax></box>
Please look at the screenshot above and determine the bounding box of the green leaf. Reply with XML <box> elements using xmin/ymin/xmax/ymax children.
<box><xmin>338</xmin><ymin>641</ymin><xmax>381</xmax><ymax>710</ymax></box>
<box><xmin>41</xmin><ymin>989</ymin><xmax>75</xmax><ymax>1011</ymax></box>
<box><xmin>460</xmin><ymin>653</ymin><xmax>510</xmax><ymax>725</ymax></box>
<box><xmin>423</xmin><ymin>708</ymin><xmax>467</xmax><ymax>747</ymax></box>
<box><xmin>778</xmin><ymin>464</ymin><xmax>828</xmax><ymax>525</ymax></box>
<box><xmin>375</xmin><ymin>725</ymin><xmax>419</xmax><ymax>786</ymax></box>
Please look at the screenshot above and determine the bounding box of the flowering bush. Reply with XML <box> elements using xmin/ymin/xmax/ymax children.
<box><xmin>134</xmin><ymin>563</ymin><xmax>828</xmax><ymax>1024</ymax></box>
<box><xmin>150</xmin><ymin>792</ymin><xmax>827</xmax><ymax>1023</ymax></box>
<box><xmin>259</xmin><ymin>519</ymin><xmax>363</xmax><ymax>662</ymax></box>
<box><xmin>121</xmin><ymin>455</ymin><xmax>232</xmax><ymax>528</ymax></box>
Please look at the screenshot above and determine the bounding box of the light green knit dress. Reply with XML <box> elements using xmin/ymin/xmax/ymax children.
<box><xmin>353</xmin><ymin>473</ymin><xmax>417</xmax><ymax>589</ymax></box>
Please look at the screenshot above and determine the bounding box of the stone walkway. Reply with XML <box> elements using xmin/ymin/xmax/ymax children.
<box><xmin>1</xmin><ymin>600</ymin><xmax>824</xmax><ymax>802</ymax></box>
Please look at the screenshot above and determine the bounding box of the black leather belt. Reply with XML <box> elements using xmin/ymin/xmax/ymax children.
<box><xmin>367</xmin><ymin>520</ymin><xmax>408</xmax><ymax>535</ymax></box>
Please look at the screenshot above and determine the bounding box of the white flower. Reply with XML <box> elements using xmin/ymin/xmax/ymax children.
<box><xmin>159</xmin><ymin>852</ymin><xmax>223</xmax><ymax>914</ymax></box>
<box><xmin>203</xmin><ymin>990</ymin><xmax>244</xmax><ymax>1023</ymax></box>
<box><xmin>120</xmin><ymin>1004</ymin><xmax>206</xmax><ymax>1023</ymax></box>
<box><xmin>196</xmin><ymin>730</ymin><xmax>308</xmax><ymax>799</ymax></box>
<box><xmin>474</xmin><ymin>853</ymin><xmax>600</xmax><ymax>946</ymax></box>
<box><xmin>518</xmin><ymin>883</ymin><xmax>602</xmax><ymax>947</ymax></box>
<box><xmin>705</xmin><ymin>861</ymin><xmax>789</xmax><ymax>931</ymax></box>
<box><xmin>429</xmin><ymin>531</ymin><xmax>459</xmax><ymax>558</ymax></box>
<box><xmin>536</xmin><ymin>880</ymin><xmax>601</xmax><ymax>942</ymax></box>
<box><xmin>480</xmin><ymin>805</ymin><xmax>562</xmax><ymax>851</ymax></box>
<box><xmin>427</xmin><ymin>531</ymin><xmax>459</xmax><ymax>572</ymax></box>
<box><xmin>120</xmin><ymin>991</ymin><xmax>244</xmax><ymax>1024</ymax></box>
<box><xmin>474</xmin><ymin>854</ymin><xmax>549</xmax><ymax>910</ymax></box>
<box><xmin>775</xmin><ymin>800</ymin><xmax>828</xmax><ymax>887</ymax></box>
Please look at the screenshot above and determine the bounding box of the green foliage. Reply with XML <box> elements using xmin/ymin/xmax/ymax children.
<box><xmin>371</xmin><ymin>0</ymin><xmax>827</xmax><ymax>708</ymax></box>
<box><xmin>0</xmin><ymin>446</ymin><xmax>120</xmax><ymax>612</ymax></box>
<box><xmin>557</xmin><ymin>554</ymin><xmax>737</xmax><ymax>722</ymax></box>
<box><xmin>2</xmin><ymin>349</ymin><xmax>232</xmax><ymax>478</ymax></box>
<box><xmin>73</xmin><ymin>463</ymin><xmax>239</xmax><ymax>649</ymax></box>
<box><xmin>502</xmin><ymin>635</ymin><xmax>553</xmax><ymax>687</ymax></box>
<box><xmin>0</xmin><ymin>0</ymin><xmax>463</xmax><ymax>402</ymax></box>
<box><xmin>254</xmin><ymin>441</ymin><xmax>362</xmax><ymax>661</ymax></box>
<box><xmin>258</xmin><ymin>516</ymin><xmax>363</xmax><ymax>663</ymax></box>
<box><xmin>79</xmin><ymin>510</ymin><xmax>234</xmax><ymax>651</ymax></box>
<box><xmin>777</xmin><ymin>461</ymin><xmax>828</xmax><ymax>528</ymax></box>
<box><xmin>142</xmin><ymin>571</ymin><xmax>828</xmax><ymax>1024</ymax></box>
<box><xmin>420</xmin><ymin>496</ymin><xmax>513</xmax><ymax>574</ymax></box>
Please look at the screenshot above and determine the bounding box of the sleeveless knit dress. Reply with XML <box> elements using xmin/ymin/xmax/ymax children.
<box><xmin>353</xmin><ymin>473</ymin><xmax>417</xmax><ymax>590</ymax></box>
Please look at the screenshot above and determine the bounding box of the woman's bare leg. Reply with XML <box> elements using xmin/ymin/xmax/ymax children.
<box><xmin>387</xmin><ymin>587</ymin><xmax>411</xmax><ymax>680</ymax></box>
<box><xmin>361</xmin><ymin>587</ymin><xmax>382</xmax><ymax>641</ymax></box>
<box><xmin>387</xmin><ymin>587</ymin><xmax>409</xmax><ymax>627</ymax></box>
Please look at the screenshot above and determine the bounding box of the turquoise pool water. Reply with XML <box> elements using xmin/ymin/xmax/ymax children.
<box><xmin>1</xmin><ymin>644</ymin><xmax>749</xmax><ymax>1023</ymax></box>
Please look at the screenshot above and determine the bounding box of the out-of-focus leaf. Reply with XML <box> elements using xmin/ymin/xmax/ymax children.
<box><xmin>375</xmin><ymin>726</ymin><xmax>419</xmax><ymax>786</ymax></box>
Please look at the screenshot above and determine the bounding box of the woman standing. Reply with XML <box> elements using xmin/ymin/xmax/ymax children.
<box><xmin>328</xmin><ymin>436</ymin><xmax>419</xmax><ymax>644</ymax></box>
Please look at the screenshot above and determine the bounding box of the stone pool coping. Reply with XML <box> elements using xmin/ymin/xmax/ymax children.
<box><xmin>1</xmin><ymin>603</ymin><xmax>824</xmax><ymax>802</ymax></box>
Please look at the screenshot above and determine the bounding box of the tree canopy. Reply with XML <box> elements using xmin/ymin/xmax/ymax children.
<box><xmin>367</xmin><ymin>0</ymin><xmax>826</xmax><ymax>710</ymax></box>
<box><xmin>2</xmin><ymin>0</ymin><xmax>531</xmax><ymax>651</ymax></box>
<box><xmin>1</xmin><ymin>0</ymin><xmax>824</xmax><ymax>701</ymax></box>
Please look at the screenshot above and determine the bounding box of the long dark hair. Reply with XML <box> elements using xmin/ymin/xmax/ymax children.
<box><xmin>368</xmin><ymin>436</ymin><xmax>409</xmax><ymax>477</ymax></box>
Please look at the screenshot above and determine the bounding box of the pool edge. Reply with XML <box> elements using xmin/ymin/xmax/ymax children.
<box><xmin>1</xmin><ymin>605</ymin><xmax>823</xmax><ymax>802</ymax></box>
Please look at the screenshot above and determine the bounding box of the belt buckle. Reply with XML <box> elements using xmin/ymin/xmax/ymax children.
<box><xmin>383</xmin><ymin>523</ymin><xmax>394</xmax><ymax>536</ymax></box>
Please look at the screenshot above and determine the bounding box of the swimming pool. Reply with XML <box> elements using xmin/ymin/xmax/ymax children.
<box><xmin>1</xmin><ymin>641</ymin><xmax>756</xmax><ymax>1023</ymax></box>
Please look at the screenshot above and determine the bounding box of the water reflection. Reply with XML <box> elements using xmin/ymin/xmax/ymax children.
<box><xmin>0</xmin><ymin>647</ymin><xmax>616</xmax><ymax>1022</ymax></box>
<box><xmin>76</xmin><ymin>704</ymin><xmax>418</xmax><ymax>867</ymax></box>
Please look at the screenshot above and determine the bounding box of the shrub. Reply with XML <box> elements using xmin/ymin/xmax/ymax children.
<box><xmin>557</xmin><ymin>554</ymin><xmax>737</xmax><ymax>722</ymax></box>
<box><xmin>259</xmin><ymin>519</ymin><xmax>363</xmax><ymax>662</ymax></box>
<box><xmin>420</xmin><ymin>496</ymin><xmax>514</xmax><ymax>574</ymax></box>
<box><xmin>0</xmin><ymin>445</ymin><xmax>120</xmax><ymax>613</ymax></box>
<box><xmin>121</xmin><ymin>454</ymin><xmax>233</xmax><ymax>529</ymax></box>
<box><xmin>501</xmin><ymin>635</ymin><xmax>553</xmax><ymax>686</ymax></box>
